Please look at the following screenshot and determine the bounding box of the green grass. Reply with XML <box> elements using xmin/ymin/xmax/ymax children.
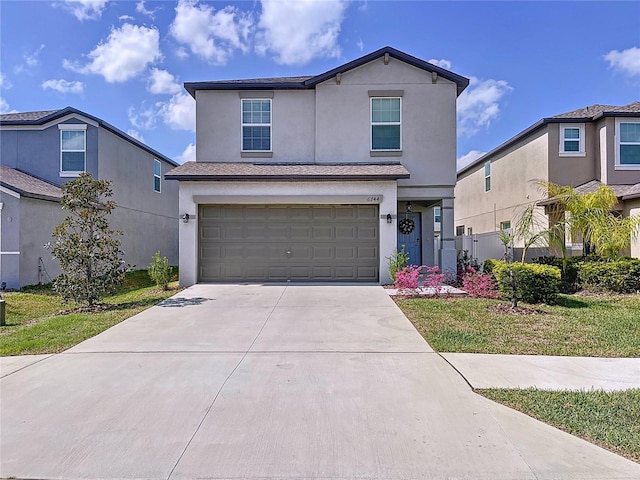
<box><xmin>478</xmin><ymin>388</ymin><xmax>640</xmax><ymax>462</ymax></box>
<box><xmin>0</xmin><ymin>270</ymin><xmax>180</xmax><ymax>356</ymax></box>
<box><xmin>396</xmin><ymin>294</ymin><xmax>640</xmax><ymax>357</ymax></box>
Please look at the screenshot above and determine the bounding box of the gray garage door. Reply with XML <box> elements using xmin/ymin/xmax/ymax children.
<box><xmin>199</xmin><ymin>204</ymin><xmax>379</xmax><ymax>282</ymax></box>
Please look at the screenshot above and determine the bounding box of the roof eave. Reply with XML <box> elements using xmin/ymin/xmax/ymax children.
<box><xmin>165</xmin><ymin>174</ymin><xmax>410</xmax><ymax>182</ymax></box>
<box><xmin>185</xmin><ymin>81</ymin><xmax>308</xmax><ymax>98</ymax></box>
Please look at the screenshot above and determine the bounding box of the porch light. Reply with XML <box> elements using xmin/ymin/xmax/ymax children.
<box><xmin>386</xmin><ymin>213</ymin><xmax>393</xmax><ymax>224</ymax></box>
<box><xmin>406</xmin><ymin>201</ymin><xmax>412</xmax><ymax>212</ymax></box>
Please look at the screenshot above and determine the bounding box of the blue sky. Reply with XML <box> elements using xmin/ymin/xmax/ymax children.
<box><xmin>1</xmin><ymin>1</ymin><xmax>639</xmax><ymax>168</ymax></box>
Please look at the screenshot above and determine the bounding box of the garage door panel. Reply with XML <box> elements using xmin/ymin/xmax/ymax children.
<box><xmin>199</xmin><ymin>205</ymin><xmax>378</xmax><ymax>282</ymax></box>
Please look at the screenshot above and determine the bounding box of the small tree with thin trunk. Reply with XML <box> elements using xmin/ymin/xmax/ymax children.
<box><xmin>47</xmin><ymin>173</ymin><xmax>125</xmax><ymax>306</ymax></box>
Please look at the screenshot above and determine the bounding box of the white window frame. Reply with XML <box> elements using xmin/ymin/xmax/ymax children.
<box><xmin>615</xmin><ymin>118</ymin><xmax>640</xmax><ymax>170</ymax></box>
<box><xmin>153</xmin><ymin>159</ymin><xmax>161</xmax><ymax>193</ymax></box>
<box><xmin>484</xmin><ymin>161</ymin><xmax>491</xmax><ymax>192</ymax></box>
<box><xmin>241</xmin><ymin>98</ymin><xmax>272</xmax><ymax>152</ymax></box>
<box><xmin>370</xmin><ymin>97</ymin><xmax>402</xmax><ymax>151</ymax></box>
<box><xmin>500</xmin><ymin>220</ymin><xmax>511</xmax><ymax>231</ymax></box>
<box><xmin>559</xmin><ymin>123</ymin><xmax>585</xmax><ymax>156</ymax></box>
<box><xmin>59</xmin><ymin>124</ymin><xmax>87</xmax><ymax>177</ymax></box>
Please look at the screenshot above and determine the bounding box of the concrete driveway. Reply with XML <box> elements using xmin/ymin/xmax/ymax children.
<box><xmin>1</xmin><ymin>284</ymin><xmax>638</xmax><ymax>480</ymax></box>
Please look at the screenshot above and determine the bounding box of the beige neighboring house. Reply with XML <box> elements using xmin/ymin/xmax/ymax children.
<box><xmin>455</xmin><ymin>102</ymin><xmax>640</xmax><ymax>261</ymax></box>
<box><xmin>166</xmin><ymin>47</ymin><xmax>469</xmax><ymax>285</ymax></box>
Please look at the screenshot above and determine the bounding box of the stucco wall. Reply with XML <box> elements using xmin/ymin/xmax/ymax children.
<box><xmin>195</xmin><ymin>90</ymin><xmax>316</xmax><ymax>163</ymax></box>
<box><xmin>548</xmin><ymin>123</ymin><xmax>597</xmax><ymax>187</ymax></box>
<box><xmin>97</xmin><ymin>128</ymin><xmax>179</xmax><ymax>266</ymax></box>
<box><xmin>0</xmin><ymin>192</ymin><xmax>21</xmax><ymax>289</ymax></box>
<box><xmin>177</xmin><ymin>180</ymin><xmax>398</xmax><ymax>286</ymax></box>
<box><xmin>3</xmin><ymin>119</ymin><xmax>99</xmax><ymax>187</ymax></box>
<box><xmin>455</xmin><ymin>128</ymin><xmax>549</xmax><ymax>247</ymax></box>
<box><xmin>625</xmin><ymin>199</ymin><xmax>640</xmax><ymax>259</ymax></box>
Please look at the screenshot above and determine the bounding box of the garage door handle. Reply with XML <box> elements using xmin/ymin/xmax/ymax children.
<box><xmin>285</xmin><ymin>250</ymin><xmax>292</xmax><ymax>255</ymax></box>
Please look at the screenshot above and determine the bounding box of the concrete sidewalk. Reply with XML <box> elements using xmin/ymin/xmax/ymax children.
<box><xmin>442</xmin><ymin>353</ymin><xmax>640</xmax><ymax>391</ymax></box>
<box><xmin>1</xmin><ymin>284</ymin><xmax>639</xmax><ymax>480</ymax></box>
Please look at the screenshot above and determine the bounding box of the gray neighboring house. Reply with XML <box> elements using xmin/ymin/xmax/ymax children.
<box><xmin>0</xmin><ymin>107</ymin><xmax>179</xmax><ymax>289</ymax></box>
<box><xmin>455</xmin><ymin>102</ymin><xmax>640</xmax><ymax>260</ymax></box>
<box><xmin>167</xmin><ymin>46</ymin><xmax>469</xmax><ymax>285</ymax></box>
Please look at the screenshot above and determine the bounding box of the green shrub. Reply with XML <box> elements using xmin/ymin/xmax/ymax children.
<box><xmin>578</xmin><ymin>259</ymin><xmax>640</xmax><ymax>293</ymax></box>
<box><xmin>483</xmin><ymin>258</ymin><xmax>500</xmax><ymax>275</ymax></box>
<box><xmin>493</xmin><ymin>261</ymin><xmax>561</xmax><ymax>304</ymax></box>
<box><xmin>148</xmin><ymin>251</ymin><xmax>171</xmax><ymax>290</ymax></box>
<box><xmin>535</xmin><ymin>256</ymin><xmax>582</xmax><ymax>293</ymax></box>
<box><xmin>387</xmin><ymin>246</ymin><xmax>410</xmax><ymax>282</ymax></box>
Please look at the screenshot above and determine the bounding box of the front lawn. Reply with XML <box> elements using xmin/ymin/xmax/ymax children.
<box><xmin>396</xmin><ymin>295</ymin><xmax>640</xmax><ymax>357</ymax></box>
<box><xmin>0</xmin><ymin>270</ymin><xmax>180</xmax><ymax>356</ymax></box>
<box><xmin>479</xmin><ymin>388</ymin><xmax>640</xmax><ymax>462</ymax></box>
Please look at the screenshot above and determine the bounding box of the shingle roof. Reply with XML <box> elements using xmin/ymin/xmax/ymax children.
<box><xmin>550</xmin><ymin>102</ymin><xmax>640</xmax><ymax>120</ymax></box>
<box><xmin>0</xmin><ymin>166</ymin><xmax>62</xmax><ymax>201</ymax></box>
<box><xmin>185</xmin><ymin>46</ymin><xmax>469</xmax><ymax>98</ymax></box>
<box><xmin>165</xmin><ymin>162</ymin><xmax>410</xmax><ymax>181</ymax></box>
<box><xmin>0</xmin><ymin>110</ymin><xmax>60</xmax><ymax>122</ymax></box>
<box><xmin>0</xmin><ymin>106</ymin><xmax>178</xmax><ymax>166</ymax></box>
<box><xmin>537</xmin><ymin>179</ymin><xmax>640</xmax><ymax>205</ymax></box>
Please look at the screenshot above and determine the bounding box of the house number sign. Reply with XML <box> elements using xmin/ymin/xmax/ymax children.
<box><xmin>366</xmin><ymin>196</ymin><xmax>381</xmax><ymax>202</ymax></box>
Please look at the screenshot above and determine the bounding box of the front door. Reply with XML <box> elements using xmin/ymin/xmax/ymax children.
<box><xmin>397</xmin><ymin>212</ymin><xmax>422</xmax><ymax>266</ymax></box>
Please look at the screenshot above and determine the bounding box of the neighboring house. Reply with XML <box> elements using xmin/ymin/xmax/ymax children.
<box><xmin>166</xmin><ymin>46</ymin><xmax>469</xmax><ymax>285</ymax></box>
<box><xmin>455</xmin><ymin>102</ymin><xmax>640</xmax><ymax>261</ymax></box>
<box><xmin>0</xmin><ymin>107</ymin><xmax>179</xmax><ymax>289</ymax></box>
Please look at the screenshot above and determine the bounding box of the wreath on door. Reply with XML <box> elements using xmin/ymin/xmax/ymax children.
<box><xmin>398</xmin><ymin>218</ymin><xmax>415</xmax><ymax>235</ymax></box>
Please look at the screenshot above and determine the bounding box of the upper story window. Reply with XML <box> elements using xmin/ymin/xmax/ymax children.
<box><xmin>59</xmin><ymin>124</ymin><xmax>86</xmax><ymax>176</ymax></box>
<box><xmin>616</xmin><ymin>119</ymin><xmax>640</xmax><ymax>169</ymax></box>
<box><xmin>371</xmin><ymin>97</ymin><xmax>401</xmax><ymax>151</ymax></box>
<box><xmin>434</xmin><ymin>207</ymin><xmax>441</xmax><ymax>223</ymax></box>
<box><xmin>242</xmin><ymin>99</ymin><xmax>271</xmax><ymax>152</ymax></box>
<box><xmin>154</xmin><ymin>159</ymin><xmax>161</xmax><ymax>193</ymax></box>
<box><xmin>559</xmin><ymin>124</ymin><xmax>585</xmax><ymax>156</ymax></box>
<box><xmin>484</xmin><ymin>161</ymin><xmax>491</xmax><ymax>192</ymax></box>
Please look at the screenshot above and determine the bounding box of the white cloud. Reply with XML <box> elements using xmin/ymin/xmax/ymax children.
<box><xmin>148</xmin><ymin>68</ymin><xmax>181</xmax><ymax>95</ymax></box>
<box><xmin>136</xmin><ymin>1</ymin><xmax>159</xmax><ymax>18</ymax></box>
<box><xmin>428</xmin><ymin>58</ymin><xmax>451</xmax><ymax>70</ymax></box>
<box><xmin>119</xmin><ymin>15</ymin><xmax>134</xmax><ymax>21</ymax></box>
<box><xmin>14</xmin><ymin>45</ymin><xmax>45</xmax><ymax>74</ymax></box>
<box><xmin>0</xmin><ymin>72</ymin><xmax>11</xmax><ymax>89</ymax></box>
<box><xmin>176</xmin><ymin>142</ymin><xmax>196</xmax><ymax>163</ymax></box>
<box><xmin>170</xmin><ymin>0</ymin><xmax>252</xmax><ymax>65</ymax></box>
<box><xmin>41</xmin><ymin>79</ymin><xmax>84</xmax><ymax>94</ymax></box>
<box><xmin>58</xmin><ymin>0</ymin><xmax>109</xmax><ymax>21</ymax></box>
<box><xmin>256</xmin><ymin>0</ymin><xmax>347</xmax><ymax>65</ymax></box>
<box><xmin>127</xmin><ymin>129</ymin><xmax>145</xmax><ymax>142</ymax></box>
<box><xmin>128</xmin><ymin>104</ymin><xmax>158</xmax><ymax>130</ymax></box>
<box><xmin>159</xmin><ymin>92</ymin><xmax>195</xmax><ymax>131</ymax></box>
<box><xmin>0</xmin><ymin>97</ymin><xmax>17</xmax><ymax>114</ymax></box>
<box><xmin>457</xmin><ymin>150</ymin><xmax>486</xmax><ymax>171</ymax></box>
<box><xmin>604</xmin><ymin>46</ymin><xmax>640</xmax><ymax>77</ymax></box>
<box><xmin>175</xmin><ymin>46</ymin><xmax>189</xmax><ymax>59</ymax></box>
<box><xmin>64</xmin><ymin>23</ymin><xmax>161</xmax><ymax>83</ymax></box>
<box><xmin>357</xmin><ymin>39</ymin><xmax>364</xmax><ymax>52</ymax></box>
<box><xmin>457</xmin><ymin>77</ymin><xmax>512</xmax><ymax>136</ymax></box>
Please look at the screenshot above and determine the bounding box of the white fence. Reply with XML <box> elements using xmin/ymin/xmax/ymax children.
<box><xmin>455</xmin><ymin>231</ymin><xmax>509</xmax><ymax>266</ymax></box>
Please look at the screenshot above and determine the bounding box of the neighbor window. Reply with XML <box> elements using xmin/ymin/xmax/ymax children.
<box><xmin>467</xmin><ymin>227</ymin><xmax>473</xmax><ymax>235</ymax></box>
<box><xmin>59</xmin><ymin>125</ymin><xmax>86</xmax><ymax>175</ymax></box>
<box><xmin>484</xmin><ymin>161</ymin><xmax>491</xmax><ymax>192</ymax></box>
<box><xmin>154</xmin><ymin>159</ymin><xmax>161</xmax><ymax>193</ymax></box>
<box><xmin>456</xmin><ymin>225</ymin><xmax>465</xmax><ymax>236</ymax></box>
<box><xmin>434</xmin><ymin>207</ymin><xmax>441</xmax><ymax>223</ymax></box>
<box><xmin>371</xmin><ymin>97</ymin><xmax>401</xmax><ymax>150</ymax></box>
<box><xmin>617</xmin><ymin>120</ymin><xmax>640</xmax><ymax>167</ymax></box>
<box><xmin>560</xmin><ymin>124</ymin><xmax>585</xmax><ymax>155</ymax></box>
<box><xmin>242</xmin><ymin>99</ymin><xmax>271</xmax><ymax>151</ymax></box>
<box><xmin>500</xmin><ymin>220</ymin><xmax>511</xmax><ymax>230</ymax></box>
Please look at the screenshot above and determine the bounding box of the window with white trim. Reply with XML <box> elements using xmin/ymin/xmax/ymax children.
<box><xmin>500</xmin><ymin>220</ymin><xmax>511</xmax><ymax>231</ymax></box>
<box><xmin>434</xmin><ymin>207</ymin><xmax>441</xmax><ymax>223</ymax></box>
<box><xmin>59</xmin><ymin>125</ymin><xmax>86</xmax><ymax>175</ymax></box>
<box><xmin>371</xmin><ymin>97</ymin><xmax>401</xmax><ymax>150</ymax></box>
<box><xmin>559</xmin><ymin>124</ymin><xmax>585</xmax><ymax>155</ymax></box>
<box><xmin>616</xmin><ymin>119</ymin><xmax>640</xmax><ymax>168</ymax></box>
<box><xmin>484</xmin><ymin>161</ymin><xmax>491</xmax><ymax>192</ymax></box>
<box><xmin>456</xmin><ymin>225</ymin><xmax>465</xmax><ymax>236</ymax></box>
<box><xmin>242</xmin><ymin>99</ymin><xmax>271</xmax><ymax>151</ymax></box>
<box><xmin>154</xmin><ymin>159</ymin><xmax>161</xmax><ymax>193</ymax></box>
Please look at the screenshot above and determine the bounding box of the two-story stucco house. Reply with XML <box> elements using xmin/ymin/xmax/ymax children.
<box><xmin>166</xmin><ymin>47</ymin><xmax>469</xmax><ymax>285</ymax></box>
<box><xmin>455</xmin><ymin>102</ymin><xmax>640</xmax><ymax>260</ymax></box>
<box><xmin>0</xmin><ymin>107</ymin><xmax>179</xmax><ymax>289</ymax></box>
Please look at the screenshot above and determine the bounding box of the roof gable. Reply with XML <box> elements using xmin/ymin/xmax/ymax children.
<box><xmin>184</xmin><ymin>46</ymin><xmax>469</xmax><ymax>98</ymax></box>
<box><xmin>0</xmin><ymin>166</ymin><xmax>62</xmax><ymax>202</ymax></box>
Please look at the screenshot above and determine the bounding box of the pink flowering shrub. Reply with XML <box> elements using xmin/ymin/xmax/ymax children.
<box><xmin>461</xmin><ymin>266</ymin><xmax>500</xmax><ymax>299</ymax></box>
<box><xmin>394</xmin><ymin>265</ymin><xmax>421</xmax><ymax>295</ymax></box>
<box><xmin>422</xmin><ymin>265</ymin><xmax>448</xmax><ymax>296</ymax></box>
